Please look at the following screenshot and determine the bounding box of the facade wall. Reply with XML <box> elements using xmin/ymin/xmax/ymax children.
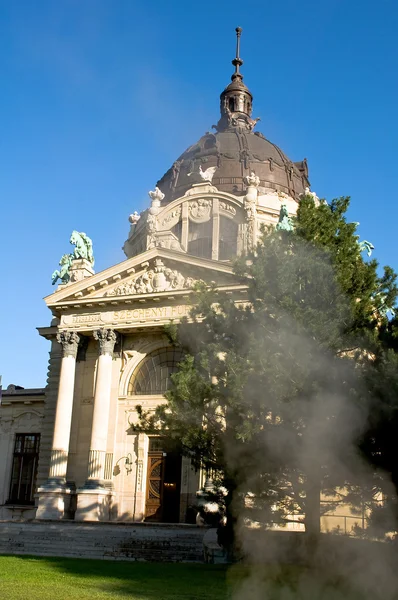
<box><xmin>33</xmin><ymin>331</ymin><xmax>200</xmax><ymax>523</ymax></box>
<box><xmin>0</xmin><ymin>390</ymin><xmax>45</xmax><ymax>520</ymax></box>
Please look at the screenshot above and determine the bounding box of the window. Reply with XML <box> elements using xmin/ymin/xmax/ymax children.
<box><xmin>171</xmin><ymin>220</ymin><xmax>182</xmax><ymax>242</ymax></box>
<box><xmin>148</xmin><ymin>437</ymin><xmax>165</xmax><ymax>452</ymax></box>
<box><xmin>219</xmin><ymin>216</ymin><xmax>238</xmax><ymax>261</ymax></box>
<box><xmin>188</xmin><ymin>220</ymin><xmax>213</xmax><ymax>259</ymax></box>
<box><xmin>128</xmin><ymin>348</ymin><xmax>184</xmax><ymax>395</ymax></box>
<box><xmin>7</xmin><ymin>434</ymin><xmax>40</xmax><ymax>505</ymax></box>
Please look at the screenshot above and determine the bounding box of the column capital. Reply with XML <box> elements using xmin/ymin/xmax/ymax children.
<box><xmin>56</xmin><ymin>330</ymin><xmax>81</xmax><ymax>358</ymax></box>
<box><xmin>93</xmin><ymin>328</ymin><xmax>119</xmax><ymax>356</ymax></box>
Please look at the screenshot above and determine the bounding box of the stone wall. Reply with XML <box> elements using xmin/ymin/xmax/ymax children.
<box><xmin>0</xmin><ymin>386</ymin><xmax>45</xmax><ymax>520</ymax></box>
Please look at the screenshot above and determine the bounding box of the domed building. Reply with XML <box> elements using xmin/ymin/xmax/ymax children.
<box><xmin>0</xmin><ymin>29</ymin><xmax>316</xmax><ymax>528</ymax></box>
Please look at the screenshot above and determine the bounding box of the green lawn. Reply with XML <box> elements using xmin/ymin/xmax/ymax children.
<box><xmin>0</xmin><ymin>555</ymin><xmax>393</xmax><ymax>599</ymax></box>
<box><xmin>0</xmin><ymin>557</ymin><xmax>225</xmax><ymax>600</ymax></box>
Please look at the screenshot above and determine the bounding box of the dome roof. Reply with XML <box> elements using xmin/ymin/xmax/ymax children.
<box><xmin>157</xmin><ymin>129</ymin><xmax>309</xmax><ymax>202</ymax></box>
<box><xmin>156</xmin><ymin>27</ymin><xmax>309</xmax><ymax>203</ymax></box>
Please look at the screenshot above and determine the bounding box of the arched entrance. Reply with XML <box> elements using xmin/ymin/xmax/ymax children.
<box><xmin>127</xmin><ymin>348</ymin><xmax>184</xmax><ymax>522</ymax></box>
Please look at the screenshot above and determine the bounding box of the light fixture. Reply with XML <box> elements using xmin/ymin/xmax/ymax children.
<box><xmin>113</xmin><ymin>453</ymin><xmax>133</xmax><ymax>476</ymax></box>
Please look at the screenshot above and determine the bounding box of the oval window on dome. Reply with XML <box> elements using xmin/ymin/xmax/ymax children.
<box><xmin>128</xmin><ymin>348</ymin><xmax>184</xmax><ymax>395</ymax></box>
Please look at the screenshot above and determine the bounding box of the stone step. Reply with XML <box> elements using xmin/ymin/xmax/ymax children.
<box><xmin>0</xmin><ymin>522</ymin><xmax>206</xmax><ymax>562</ymax></box>
<box><xmin>0</xmin><ymin>536</ymin><xmax>203</xmax><ymax>549</ymax></box>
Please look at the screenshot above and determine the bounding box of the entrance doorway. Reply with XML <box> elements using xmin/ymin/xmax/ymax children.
<box><xmin>145</xmin><ymin>437</ymin><xmax>182</xmax><ymax>522</ymax></box>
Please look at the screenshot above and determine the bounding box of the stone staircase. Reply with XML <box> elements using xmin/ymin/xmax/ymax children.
<box><xmin>0</xmin><ymin>521</ymin><xmax>207</xmax><ymax>562</ymax></box>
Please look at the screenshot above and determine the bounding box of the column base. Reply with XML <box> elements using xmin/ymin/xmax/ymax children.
<box><xmin>36</xmin><ymin>483</ymin><xmax>75</xmax><ymax>520</ymax></box>
<box><xmin>75</xmin><ymin>488</ymin><xmax>115</xmax><ymax>522</ymax></box>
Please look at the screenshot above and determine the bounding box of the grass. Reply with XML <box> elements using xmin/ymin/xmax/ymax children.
<box><xmin>0</xmin><ymin>555</ymin><xmax>396</xmax><ymax>599</ymax></box>
<box><xmin>0</xmin><ymin>556</ymin><xmax>226</xmax><ymax>600</ymax></box>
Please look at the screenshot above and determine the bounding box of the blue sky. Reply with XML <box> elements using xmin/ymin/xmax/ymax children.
<box><xmin>1</xmin><ymin>0</ymin><xmax>398</xmax><ymax>388</ymax></box>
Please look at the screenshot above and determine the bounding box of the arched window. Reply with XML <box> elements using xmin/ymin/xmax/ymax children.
<box><xmin>128</xmin><ymin>348</ymin><xmax>184</xmax><ymax>395</ymax></box>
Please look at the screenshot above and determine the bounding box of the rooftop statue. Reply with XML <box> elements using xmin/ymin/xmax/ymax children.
<box><xmin>244</xmin><ymin>171</ymin><xmax>260</xmax><ymax>187</ymax></box>
<box><xmin>70</xmin><ymin>230</ymin><xmax>95</xmax><ymax>266</ymax></box>
<box><xmin>129</xmin><ymin>211</ymin><xmax>141</xmax><ymax>225</ymax></box>
<box><xmin>276</xmin><ymin>203</ymin><xmax>294</xmax><ymax>232</ymax></box>
<box><xmin>188</xmin><ymin>165</ymin><xmax>217</xmax><ymax>183</ymax></box>
<box><xmin>51</xmin><ymin>253</ymin><xmax>74</xmax><ymax>285</ymax></box>
<box><xmin>52</xmin><ymin>231</ymin><xmax>95</xmax><ymax>285</ymax></box>
<box><xmin>302</xmin><ymin>186</ymin><xmax>319</xmax><ymax>202</ymax></box>
<box><xmin>148</xmin><ymin>187</ymin><xmax>165</xmax><ymax>204</ymax></box>
<box><xmin>358</xmin><ymin>239</ymin><xmax>375</xmax><ymax>257</ymax></box>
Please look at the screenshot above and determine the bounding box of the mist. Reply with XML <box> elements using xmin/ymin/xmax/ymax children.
<box><xmin>216</xmin><ymin>238</ymin><xmax>398</xmax><ymax>599</ymax></box>
<box><xmin>210</xmin><ymin>236</ymin><xmax>398</xmax><ymax>598</ymax></box>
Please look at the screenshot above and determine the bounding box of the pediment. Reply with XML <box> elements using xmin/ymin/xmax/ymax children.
<box><xmin>45</xmin><ymin>247</ymin><xmax>245</xmax><ymax>309</ymax></box>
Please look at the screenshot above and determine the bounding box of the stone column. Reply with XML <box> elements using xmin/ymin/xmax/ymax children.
<box><xmin>75</xmin><ymin>328</ymin><xmax>118</xmax><ymax>521</ymax></box>
<box><xmin>36</xmin><ymin>331</ymin><xmax>80</xmax><ymax>520</ymax></box>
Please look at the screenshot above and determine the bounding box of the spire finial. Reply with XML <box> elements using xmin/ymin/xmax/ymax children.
<box><xmin>232</xmin><ymin>26</ymin><xmax>244</xmax><ymax>80</ymax></box>
<box><xmin>214</xmin><ymin>26</ymin><xmax>257</xmax><ymax>132</ymax></box>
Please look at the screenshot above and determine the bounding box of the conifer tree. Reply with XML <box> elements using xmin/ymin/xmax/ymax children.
<box><xmin>138</xmin><ymin>196</ymin><xmax>398</xmax><ymax>543</ymax></box>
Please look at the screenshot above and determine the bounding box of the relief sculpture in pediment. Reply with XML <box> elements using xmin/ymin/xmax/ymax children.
<box><xmin>105</xmin><ymin>259</ymin><xmax>196</xmax><ymax>297</ymax></box>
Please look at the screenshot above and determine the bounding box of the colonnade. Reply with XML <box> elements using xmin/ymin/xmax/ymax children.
<box><xmin>36</xmin><ymin>328</ymin><xmax>118</xmax><ymax>521</ymax></box>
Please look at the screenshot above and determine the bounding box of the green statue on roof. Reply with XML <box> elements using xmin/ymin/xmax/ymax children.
<box><xmin>276</xmin><ymin>203</ymin><xmax>294</xmax><ymax>232</ymax></box>
<box><xmin>51</xmin><ymin>253</ymin><xmax>74</xmax><ymax>285</ymax></box>
<box><xmin>51</xmin><ymin>230</ymin><xmax>95</xmax><ymax>285</ymax></box>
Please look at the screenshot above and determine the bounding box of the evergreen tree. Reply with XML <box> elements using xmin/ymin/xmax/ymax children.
<box><xmin>138</xmin><ymin>196</ymin><xmax>398</xmax><ymax>544</ymax></box>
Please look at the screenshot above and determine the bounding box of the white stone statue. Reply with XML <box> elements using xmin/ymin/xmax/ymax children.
<box><xmin>199</xmin><ymin>165</ymin><xmax>217</xmax><ymax>182</ymax></box>
<box><xmin>244</xmin><ymin>171</ymin><xmax>260</xmax><ymax>187</ymax></box>
<box><xmin>148</xmin><ymin>187</ymin><xmax>165</xmax><ymax>203</ymax></box>
<box><xmin>302</xmin><ymin>186</ymin><xmax>319</xmax><ymax>202</ymax></box>
<box><xmin>188</xmin><ymin>165</ymin><xmax>217</xmax><ymax>183</ymax></box>
<box><xmin>129</xmin><ymin>211</ymin><xmax>140</xmax><ymax>225</ymax></box>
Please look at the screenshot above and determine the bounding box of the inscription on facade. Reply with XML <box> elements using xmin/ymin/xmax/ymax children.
<box><xmin>61</xmin><ymin>305</ymin><xmax>191</xmax><ymax>328</ymax></box>
<box><xmin>72</xmin><ymin>313</ymin><xmax>101</xmax><ymax>324</ymax></box>
<box><xmin>113</xmin><ymin>306</ymin><xmax>190</xmax><ymax>321</ymax></box>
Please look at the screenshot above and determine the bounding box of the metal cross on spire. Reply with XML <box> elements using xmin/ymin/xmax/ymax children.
<box><xmin>232</xmin><ymin>26</ymin><xmax>244</xmax><ymax>80</ymax></box>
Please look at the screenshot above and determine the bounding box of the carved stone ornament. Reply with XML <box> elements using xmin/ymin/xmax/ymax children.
<box><xmin>57</xmin><ymin>331</ymin><xmax>81</xmax><ymax>358</ymax></box>
<box><xmin>129</xmin><ymin>211</ymin><xmax>141</xmax><ymax>225</ymax></box>
<box><xmin>93</xmin><ymin>328</ymin><xmax>119</xmax><ymax>356</ymax></box>
<box><xmin>161</xmin><ymin>206</ymin><xmax>182</xmax><ymax>227</ymax></box>
<box><xmin>244</xmin><ymin>196</ymin><xmax>257</xmax><ymax>221</ymax></box>
<box><xmin>69</xmin><ymin>259</ymin><xmax>95</xmax><ymax>283</ymax></box>
<box><xmin>243</xmin><ymin>195</ymin><xmax>257</xmax><ymax>249</ymax></box>
<box><xmin>189</xmin><ymin>198</ymin><xmax>212</xmax><ymax>222</ymax></box>
<box><xmin>105</xmin><ymin>258</ymin><xmax>196</xmax><ymax>297</ymax></box>
<box><xmin>244</xmin><ymin>171</ymin><xmax>260</xmax><ymax>188</ymax></box>
<box><xmin>155</xmin><ymin>231</ymin><xmax>183</xmax><ymax>251</ymax></box>
<box><xmin>147</xmin><ymin>213</ymin><xmax>157</xmax><ymax>234</ymax></box>
<box><xmin>219</xmin><ymin>201</ymin><xmax>236</xmax><ymax>216</ymax></box>
<box><xmin>148</xmin><ymin>187</ymin><xmax>165</xmax><ymax>203</ymax></box>
<box><xmin>301</xmin><ymin>186</ymin><xmax>319</xmax><ymax>203</ymax></box>
<box><xmin>0</xmin><ymin>417</ymin><xmax>14</xmax><ymax>433</ymax></box>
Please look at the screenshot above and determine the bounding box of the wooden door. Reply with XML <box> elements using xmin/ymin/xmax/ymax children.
<box><xmin>145</xmin><ymin>452</ymin><xmax>165</xmax><ymax>521</ymax></box>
